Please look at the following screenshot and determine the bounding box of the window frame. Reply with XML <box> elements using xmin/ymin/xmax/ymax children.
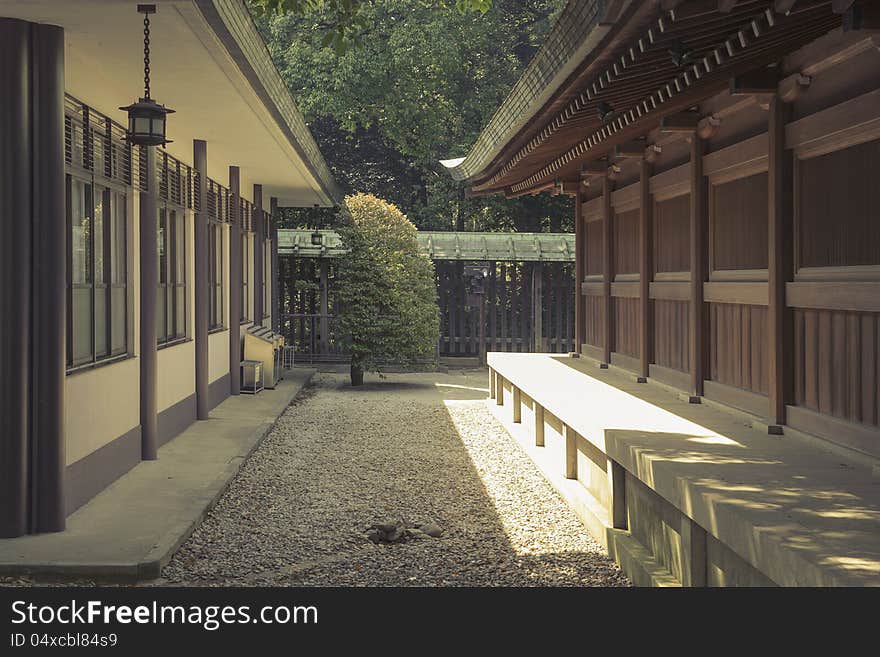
<box><xmin>157</xmin><ymin>203</ymin><xmax>188</xmax><ymax>348</ymax></box>
<box><xmin>240</xmin><ymin>231</ymin><xmax>251</xmax><ymax>324</ymax></box>
<box><xmin>208</xmin><ymin>221</ymin><xmax>225</xmax><ymax>331</ymax></box>
<box><xmin>65</xmin><ymin>171</ymin><xmax>130</xmax><ymax>373</ymax></box>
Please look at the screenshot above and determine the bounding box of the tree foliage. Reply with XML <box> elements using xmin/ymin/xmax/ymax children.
<box><xmin>254</xmin><ymin>0</ymin><xmax>573</xmax><ymax>234</ymax></box>
<box><xmin>335</xmin><ymin>193</ymin><xmax>439</xmax><ymax>376</ymax></box>
<box><xmin>253</xmin><ymin>0</ymin><xmax>492</xmax><ymax>54</ymax></box>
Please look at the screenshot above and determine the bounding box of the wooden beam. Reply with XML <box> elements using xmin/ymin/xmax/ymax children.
<box><xmin>614</xmin><ymin>141</ymin><xmax>646</xmax><ymax>159</ymax></box>
<box><xmin>559</xmin><ymin>181</ymin><xmax>581</xmax><ymax>196</ymax></box>
<box><xmin>689</xmin><ymin>137</ymin><xmax>708</xmax><ymax>400</ymax></box>
<box><xmin>767</xmin><ymin>95</ymin><xmax>794</xmax><ymax>429</ymax></box>
<box><xmin>670</xmin><ymin>0</ymin><xmax>723</xmax><ymax>20</ymax></box>
<box><xmin>842</xmin><ymin>1</ymin><xmax>880</xmax><ymax>30</ymax></box>
<box><xmin>581</xmin><ymin>161</ymin><xmax>609</xmax><ymax>178</ymax></box>
<box><xmin>774</xmin><ymin>0</ymin><xmax>797</xmax><ymax>14</ymax></box>
<box><xmin>730</xmin><ymin>67</ymin><xmax>780</xmax><ymax>95</ymax></box>
<box><xmin>717</xmin><ymin>0</ymin><xmax>739</xmax><ymax>12</ymax></box>
<box><xmin>638</xmin><ymin>158</ymin><xmax>653</xmax><ymax>383</ymax></box>
<box><xmin>574</xmin><ymin>194</ymin><xmax>586</xmax><ymax>352</ymax></box>
<box><xmin>603</xmin><ymin>177</ymin><xmax>614</xmax><ymax>366</ymax></box>
<box><xmin>660</xmin><ymin>112</ymin><xmax>701</xmax><ymax>133</ymax></box>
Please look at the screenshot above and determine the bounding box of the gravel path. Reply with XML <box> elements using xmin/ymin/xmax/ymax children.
<box><xmin>159</xmin><ymin>370</ymin><xmax>629</xmax><ymax>587</ymax></box>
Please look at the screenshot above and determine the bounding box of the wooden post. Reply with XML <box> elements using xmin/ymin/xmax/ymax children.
<box><xmin>534</xmin><ymin>403</ymin><xmax>545</xmax><ymax>446</ymax></box>
<box><xmin>495</xmin><ymin>371</ymin><xmax>504</xmax><ymax>406</ymax></box>
<box><xmin>610</xmin><ymin>460</ymin><xmax>627</xmax><ymax>530</ymax></box>
<box><xmin>564</xmin><ymin>425</ymin><xmax>578</xmax><ymax>479</ymax></box>
<box><xmin>689</xmin><ymin>136</ymin><xmax>708</xmax><ymax>401</ymax></box>
<box><xmin>319</xmin><ymin>259</ymin><xmax>329</xmax><ymax>355</ymax></box>
<box><xmin>680</xmin><ymin>516</ymin><xmax>707</xmax><ymax>587</ymax></box>
<box><xmin>512</xmin><ymin>386</ymin><xmax>522</xmax><ymax>423</ymax></box>
<box><xmin>228</xmin><ymin>166</ymin><xmax>241</xmax><ymax>396</ymax></box>
<box><xmin>638</xmin><ymin>158</ymin><xmax>653</xmax><ymax>383</ymax></box>
<box><xmin>140</xmin><ymin>146</ymin><xmax>160</xmax><ymax>456</ymax></box>
<box><xmin>602</xmin><ymin>176</ymin><xmax>614</xmax><ymax>366</ymax></box>
<box><xmin>479</xmin><ymin>288</ymin><xmax>487</xmax><ymax>365</ymax></box>
<box><xmin>574</xmin><ymin>193</ymin><xmax>586</xmax><ymax>353</ymax></box>
<box><xmin>532</xmin><ymin>262</ymin><xmax>544</xmax><ymax>352</ymax></box>
<box><xmin>489</xmin><ymin>367</ymin><xmax>495</xmax><ymax>399</ymax></box>
<box><xmin>768</xmin><ymin>95</ymin><xmax>794</xmax><ymax>431</ymax></box>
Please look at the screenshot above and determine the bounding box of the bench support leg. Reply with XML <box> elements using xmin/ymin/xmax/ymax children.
<box><xmin>680</xmin><ymin>515</ymin><xmax>707</xmax><ymax>587</ymax></box>
<box><xmin>495</xmin><ymin>372</ymin><xmax>504</xmax><ymax>406</ymax></box>
<box><xmin>610</xmin><ymin>460</ymin><xmax>627</xmax><ymax>530</ymax></box>
<box><xmin>512</xmin><ymin>387</ymin><xmax>521</xmax><ymax>423</ymax></box>
<box><xmin>489</xmin><ymin>367</ymin><xmax>495</xmax><ymax>399</ymax></box>
<box><xmin>534</xmin><ymin>404</ymin><xmax>545</xmax><ymax>447</ymax></box>
<box><xmin>564</xmin><ymin>425</ymin><xmax>577</xmax><ymax>480</ymax></box>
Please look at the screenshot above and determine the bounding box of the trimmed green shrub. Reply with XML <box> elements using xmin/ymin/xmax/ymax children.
<box><xmin>335</xmin><ymin>193</ymin><xmax>439</xmax><ymax>384</ymax></box>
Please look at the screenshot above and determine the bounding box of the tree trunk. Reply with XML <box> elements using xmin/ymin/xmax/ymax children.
<box><xmin>350</xmin><ymin>361</ymin><xmax>364</xmax><ymax>386</ymax></box>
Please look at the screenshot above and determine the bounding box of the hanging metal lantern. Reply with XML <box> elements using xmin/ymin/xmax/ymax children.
<box><xmin>311</xmin><ymin>230</ymin><xmax>323</xmax><ymax>246</ymax></box>
<box><xmin>120</xmin><ymin>4</ymin><xmax>174</xmax><ymax>146</ymax></box>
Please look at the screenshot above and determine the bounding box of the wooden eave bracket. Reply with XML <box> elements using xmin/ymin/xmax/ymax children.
<box><xmin>778</xmin><ymin>73</ymin><xmax>812</xmax><ymax>102</ymax></box>
<box><xmin>730</xmin><ymin>67</ymin><xmax>780</xmax><ymax>96</ymax></box>
<box><xmin>614</xmin><ymin>140</ymin><xmax>647</xmax><ymax>159</ymax></box>
<box><xmin>660</xmin><ymin>112</ymin><xmax>701</xmax><ymax>133</ymax></box>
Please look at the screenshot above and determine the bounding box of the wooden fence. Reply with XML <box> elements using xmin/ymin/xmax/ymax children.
<box><xmin>278</xmin><ymin>255</ymin><xmax>576</xmax><ymax>362</ymax></box>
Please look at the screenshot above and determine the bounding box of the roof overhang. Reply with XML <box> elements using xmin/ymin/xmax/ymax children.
<box><xmin>447</xmin><ymin>0</ymin><xmax>844</xmax><ymax>198</ymax></box>
<box><xmin>0</xmin><ymin>0</ymin><xmax>341</xmax><ymax>206</ymax></box>
<box><xmin>278</xmin><ymin>229</ymin><xmax>576</xmax><ymax>262</ymax></box>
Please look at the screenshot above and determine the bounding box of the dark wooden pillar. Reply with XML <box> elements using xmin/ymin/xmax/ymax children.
<box><xmin>638</xmin><ymin>158</ymin><xmax>653</xmax><ymax>383</ymax></box>
<box><xmin>574</xmin><ymin>193</ymin><xmax>585</xmax><ymax>352</ymax></box>
<box><xmin>270</xmin><ymin>197</ymin><xmax>279</xmax><ymax>333</ymax></box>
<box><xmin>253</xmin><ymin>184</ymin><xmax>264</xmax><ymax>325</ymax></box>
<box><xmin>767</xmin><ymin>96</ymin><xmax>794</xmax><ymax>429</ymax></box>
<box><xmin>602</xmin><ymin>176</ymin><xmax>614</xmax><ymax>366</ymax></box>
<box><xmin>140</xmin><ymin>145</ymin><xmax>159</xmax><ymax>458</ymax></box>
<box><xmin>30</xmin><ymin>21</ymin><xmax>66</xmax><ymax>533</ymax></box>
<box><xmin>193</xmin><ymin>140</ymin><xmax>209</xmax><ymax>420</ymax></box>
<box><xmin>0</xmin><ymin>19</ymin><xmax>66</xmax><ymax>534</ymax></box>
<box><xmin>532</xmin><ymin>262</ymin><xmax>544</xmax><ymax>352</ymax></box>
<box><xmin>228</xmin><ymin>166</ymin><xmax>241</xmax><ymax>395</ymax></box>
<box><xmin>0</xmin><ymin>19</ymin><xmax>31</xmax><ymax>537</ymax></box>
<box><xmin>688</xmin><ymin>136</ymin><xmax>709</xmax><ymax>401</ymax></box>
<box><xmin>319</xmin><ymin>259</ymin><xmax>329</xmax><ymax>354</ymax></box>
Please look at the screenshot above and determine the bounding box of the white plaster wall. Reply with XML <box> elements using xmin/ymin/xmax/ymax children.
<box><xmin>209</xmin><ymin>329</ymin><xmax>230</xmax><ymax>383</ymax></box>
<box><xmin>65</xmin><ymin>358</ymin><xmax>140</xmax><ymax>466</ymax></box>
<box><xmin>157</xmin><ymin>340</ymin><xmax>196</xmax><ymax>412</ymax></box>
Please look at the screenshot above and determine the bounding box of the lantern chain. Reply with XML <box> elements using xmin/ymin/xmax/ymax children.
<box><xmin>143</xmin><ymin>13</ymin><xmax>151</xmax><ymax>99</ymax></box>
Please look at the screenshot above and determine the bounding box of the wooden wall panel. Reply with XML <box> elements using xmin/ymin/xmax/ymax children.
<box><xmin>584</xmin><ymin>294</ymin><xmax>604</xmax><ymax>348</ymax></box>
<box><xmin>614</xmin><ymin>209</ymin><xmax>639</xmax><ymax>275</ymax></box>
<box><xmin>654</xmin><ymin>195</ymin><xmax>690</xmax><ymax>274</ymax></box>
<box><xmin>586</xmin><ymin>220</ymin><xmax>603</xmax><ymax>276</ymax></box>
<box><xmin>798</xmin><ymin>138</ymin><xmax>880</xmax><ymax>268</ymax></box>
<box><xmin>709</xmin><ymin>302</ymin><xmax>768</xmax><ymax>395</ymax></box>
<box><xmin>613</xmin><ymin>297</ymin><xmax>639</xmax><ymax>358</ymax></box>
<box><xmin>793</xmin><ymin>308</ymin><xmax>879</xmax><ymax>427</ymax></box>
<box><xmin>653</xmin><ymin>299</ymin><xmax>690</xmax><ymax>372</ymax></box>
<box><xmin>712</xmin><ymin>172</ymin><xmax>769</xmax><ymax>271</ymax></box>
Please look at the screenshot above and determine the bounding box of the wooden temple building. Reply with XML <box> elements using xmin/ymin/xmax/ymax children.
<box><xmin>444</xmin><ymin>0</ymin><xmax>880</xmax><ymax>585</ymax></box>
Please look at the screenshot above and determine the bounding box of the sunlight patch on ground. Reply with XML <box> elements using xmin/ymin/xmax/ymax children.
<box><xmin>442</xmin><ymin>398</ymin><xmax>595</xmax><ymax>559</ymax></box>
<box><xmin>434</xmin><ymin>383</ymin><xmax>490</xmax><ymax>393</ymax></box>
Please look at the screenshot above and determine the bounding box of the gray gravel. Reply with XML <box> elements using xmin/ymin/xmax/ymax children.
<box><xmin>158</xmin><ymin>370</ymin><xmax>630</xmax><ymax>587</ymax></box>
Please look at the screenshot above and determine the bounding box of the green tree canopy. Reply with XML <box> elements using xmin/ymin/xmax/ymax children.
<box><xmin>335</xmin><ymin>193</ymin><xmax>439</xmax><ymax>383</ymax></box>
<box><xmin>255</xmin><ymin>0</ymin><xmax>573</xmax><ymax>234</ymax></box>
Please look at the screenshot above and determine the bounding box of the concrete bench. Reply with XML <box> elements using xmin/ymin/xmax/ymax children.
<box><xmin>488</xmin><ymin>352</ymin><xmax>880</xmax><ymax>587</ymax></box>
